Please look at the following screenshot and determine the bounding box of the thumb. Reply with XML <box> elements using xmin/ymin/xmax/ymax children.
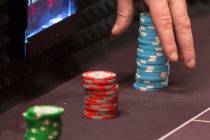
<box><xmin>112</xmin><ymin>0</ymin><xmax>134</xmax><ymax>35</ymax></box>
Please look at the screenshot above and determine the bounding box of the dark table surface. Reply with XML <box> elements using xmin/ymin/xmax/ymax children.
<box><xmin>1</xmin><ymin>14</ymin><xmax>210</xmax><ymax>140</ymax></box>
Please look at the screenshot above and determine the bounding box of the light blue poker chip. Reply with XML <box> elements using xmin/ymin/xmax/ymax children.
<box><xmin>140</xmin><ymin>13</ymin><xmax>154</xmax><ymax>25</ymax></box>
<box><xmin>133</xmin><ymin>82</ymin><xmax>166</xmax><ymax>92</ymax></box>
<box><xmin>137</xmin><ymin>48</ymin><xmax>165</xmax><ymax>56</ymax></box>
<box><xmin>135</xmin><ymin>72</ymin><xmax>168</xmax><ymax>81</ymax></box>
<box><xmin>138</xmin><ymin>46</ymin><xmax>163</xmax><ymax>52</ymax></box>
<box><xmin>137</xmin><ymin>67</ymin><xmax>168</xmax><ymax>73</ymax></box>
<box><xmin>137</xmin><ymin>43</ymin><xmax>163</xmax><ymax>52</ymax></box>
<box><xmin>139</xmin><ymin>30</ymin><xmax>158</xmax><ymax>37</ymax></box>
<box><xmin>137</xmin><ymin>47</ymin><xmax>164</xmax><ymax>55</ymax></box>
<box><xmin>138</xmin><ymin>37</ymin><xmax>162</xmax><ymax>47</ymax></box>
<box><xmin>139</xmin><ymin>25</ymin><xmax>156</xmax><ymax>32</ymax></box>
<box><xmin>136</xmin><ymin>55</ymin><xmax>168</xmax><ymax>64</ymax></box>
<box><xmin>138</xmin><ymin>37</ymin><xmax>161</xmax><ymax>46</ymax></box>
<box><xmin>139</xmin><ymin>35</ymin><xmax>159</xmax><ymax>43</ymax></box>
<box><xmin>137</xmin><ymin>69</ymin><xmax>168</xmax><ymax>78</ymax></box>
<box><xmin>134</xmin><ymin>12</ymin><xmax>170</xmax><ymax>92</ymax></box>
<box><xmin>136</xmin><ymin>62</ymin><xmax>170</xmax><ymax>70</ymax></box>
<box><xmin>134</xmin><ymin>81</ymin><xmax>168</xmax><ymax>89</ymax></box>
<box><xmin>136</xmin><ymin>59</ymin><xmax>168</xmax><ymax>65</ymax></box>
<box><xmin>135</xmin><ymin>78</ymin><xmax>169</xmax><ymax>85</ymax></box>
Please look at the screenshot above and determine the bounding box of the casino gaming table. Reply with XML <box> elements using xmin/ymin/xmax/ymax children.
<box><xmin>1</xmin><ymin>14</ymin><xmax>210</xmax><ymax>140</ymax></box>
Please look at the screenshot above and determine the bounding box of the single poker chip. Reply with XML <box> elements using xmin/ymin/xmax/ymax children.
<box><xmin>85</xmin><ymin>94</ymin><xmax>118</xmax><ymax>100</ymax></box>
<box><xmin>83</xmin><ymin>78</ymin><xmax>116</xmax><ymax>85</ymax></box>
<box><xmin>85</xmin><ymin>100</ymin><xmax>118</xmax><ymax>108</ymax></box>
<box><xmin>133</xmin><ymin>82</ymin><xmax>163</xmax><ymax>92</ymax></box>
<box><xmin>82</xmin><ymin>71</ymin><xmax>116</xmax><ymax>81</ymax></box>
<box><xmin>85</xmin><ymin>104</ymin><xmax>118</xmax><ymax>112</ymax></box>
<box><xmin>85</xmin><ymin>92</ymin><xmax>119</xmax><ymax>99</ymax></box>
<box><xmin>84</xmin><ymin>111</ymin><xmax>117</xmax><ymax>120</ymax></box>
<box><xmin>85</xmin><ymin>90</ymin><xmax>118</xmax><ymax>96</ymax></box>
<box><xmin>85</xmin><ymin>95</ymin><xmax>118</xmax><ymax>102</ymax></box>
<box><xmin>84</xmin><ymin>108</ymin><xmax>117</xmax><ymax>115</ymax></box>
<box><xmin>135</xmin><ymin>78</ymin><xmax>169</xmax><ymax>85</ymax></box>
<box><xmin>83</xmin><ymin>83</ymin><xmax>119</xmax><ymax>90</ymax></box>
<box><xmin>85</xmin><ymin>93</ymin><xmax>118</xmax><ymax>99</ymax></box>
<box><xmin>134</xmin><ymin>81</ymin><xmax>168</xmax><ymax>89</ymax></box>
<box><xmin>85</xmin><ymin>106</ymin><xmax>117</xmax><ymax>112</ymax></box>
<box><xmin>85</xmin><ymin>96</ymin><xmax>118</xmax><ymax>104</ymax></box>
<box><xmin>136</xmin><ymin>73</ymin><xmax>168</xmax><ymax>82</ymax></box>
<box><xmin>23</xmin><ymin>105</ymin><xmax>64</xmax><ymax>121</ymax></box>
<box><xmin>136</xmin><ymin>62</ymin><xmax>169</xmax><ymax>70</ymax></box>
<box><xmin>85</xmin><ymin>103</ymin><xmax>118</xmax><ymax>109</ymax></box>
<box><xmin>84</xmin><ymin>110</ymin><xmax>117</xmax><ymax>117</ymax></box>
<box><xmin>136</xmin><ymin>57</ymin><xmax>168</xmax><ymax>65</ymax></box>
<box><xmin>85</xmin><ymin>84</ymin><xmax>119</xmax><ymax>93</ymax></box>
<box><xmin>24</xmin><ymin>128</ymin><xmax>62</xmax><ymax>140</ymax></box>
<box><xmin>137</xmin><ymin>70</ymin><xmax>169</xmax><ymax>79</ymax></box>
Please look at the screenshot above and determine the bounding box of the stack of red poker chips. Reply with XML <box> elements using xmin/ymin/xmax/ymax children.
<box><xmin>82</xmin><ymin>71</ymin><xmax>119</xmax><ymax>120</ymax></box>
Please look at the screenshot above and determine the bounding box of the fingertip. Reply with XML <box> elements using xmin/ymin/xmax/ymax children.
<box><xmin>186</xmin><ymin>59</ymin><xmax>196</xmax><ymax>69</ymax></box>
<box><xmin>112</xmin><ymin>24</ymin><xmax>127</xmax><ymax>36</ymax></box>
<box><xmin>111</xmin><ymin>25</ymin><xmax>119</xmax><ymax>36</ymax></box>
<box><xmin>169</xmin><ymin>51</ymin><xmax>179</xmax><ymax>62</ymax></box>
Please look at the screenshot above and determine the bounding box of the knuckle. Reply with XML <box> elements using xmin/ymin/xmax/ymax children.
<box><xmin>183</xmin><ymin>44</ymin><xmax>194</xmax><ymax>52</ymax></box>
<box><xmin>178</xmin><ymin>17</ymin><xmax>191</xmax><ymax>29</ymax></box>
<box><xmin>156</xmin><ymin>16</ymin><xmax>172</xmax><ymax>30</ymax></box>
<box><xmin>118</xmin><ymin>9</ymin><xmax>132</xmax><ymax>18</ymax></box>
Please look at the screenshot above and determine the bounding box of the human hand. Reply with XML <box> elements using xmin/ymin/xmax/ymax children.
<box><xmin>112</xmin><ymin>0</ymin><xmax>196</xmax><ymax>69</ymax></box>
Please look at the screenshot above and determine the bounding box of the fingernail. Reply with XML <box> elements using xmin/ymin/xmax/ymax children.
<box><xmin>170</xmin><ymin>52</ymin><xmax>178</xmax><ymax>61</ymax></box>
<box><xmin>187</xmin><ymin>59</ymin><xmax>196</xmax><ymax>68</ymax></box>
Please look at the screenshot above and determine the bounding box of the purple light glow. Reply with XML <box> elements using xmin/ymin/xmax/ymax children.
<box><xmin>26</xmin><ymin>0</ymin><xmax>77</xmax><ymax>38</ymax></box>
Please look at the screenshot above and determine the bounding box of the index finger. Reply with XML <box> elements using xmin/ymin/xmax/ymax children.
<box><xmin>145</xmin><ymin>0</ymin><xmax>178</xmax><ymax>62</ymax></box>
<box><xmin>112</xmin><ymin>0</ymin><xmax>134</xmax><ymax>35</ymax></box>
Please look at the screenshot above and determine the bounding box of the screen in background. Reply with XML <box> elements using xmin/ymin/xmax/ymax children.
<box><xmin>26</xmin><ymin>0</ymin><xmax>77</xmax><ymax>38</ymax></box>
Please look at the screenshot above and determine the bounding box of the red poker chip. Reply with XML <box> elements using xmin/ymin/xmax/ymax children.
<box><xmin>83</xmin><ymin>78</ymin><xmax>116</xmax><ymax>85</ymax></box>
<box><xmin>82</xmin><ymin>71</ymin><xmax>116</xmax><ymax>81</ymax></box>
<box><xmin>85</xmin><ymin>93</ymin><xmax>119</xmax><ymax>99</ymax></box>
<box><xmin>85</xmin><ymin>99</ymin><xmax>118</xmax><ymax>106</ymax></box>
<box><xmin>85</xmin><ymin>96</ymin><xmax>118</xmax><ymax>104</ymax></box>
<box><xmin>84</xmin><ymin>108</ymin><xmax>117</xmax><ymax>115</ymax></box>
<box><xmin>84</xmin><ymin>105</ymin><xmax>117</xmax><ymax>111</ymax></box>
<box><xmin>85</xmin><ymin>88</ymin><xmax>119</xmax><ymax>96</ymax></box>
<box><xmin>84</xmin><ymin>111</ymin><xmax>117</xmax><ymax>120</ymax></box>
<box><xmin>85</xmin><ymin>103</ymin><xmax>118</xmax><ymax>109</ymax></box>
<box><xmin>85</xmin><ymin>84</ymin><xmax>119</xmax><ymax>91</ymax></box>
<box><xmin>85</xmin><ymin>98</ymin><xmax>118</xmax><ymax>104</ymax></box>
<box><xmin>85</xmin><ymin>106</ymin><xmax>117</xmax><ymax>112</ymax></box>
<box><xmin>83</xmin><ymin>83</ymin><xmax>118</xmax><ymax>90</ymax></box>
<box><xmin>84</xmin><ymin>102</ymin><xmax>117</xmax><ymax>108</ymax></box>
<box><xmin>85</xmin><ymin>93</ymin><xmax>118</xmax><ymax>99</ymax></box>
<box><xmin>84</xmin><ymin>109</ymin><xmax>117</xmax><ymax>116</ymax></box>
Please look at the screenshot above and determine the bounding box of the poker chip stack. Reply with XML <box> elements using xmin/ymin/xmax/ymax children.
<box><xmin>23</xmin><ymin>105</ymin><xmax>64</xmax><ymax>140</ymax></box>
<box><xmin>133</xmin><ymin>12</ymin><xmax>170</xmax><ymax>92</ymax></box>
<box><xmin>82</xmin><ymin>71</ymin><xmax>119</xmax><ymax>120</ymax></box>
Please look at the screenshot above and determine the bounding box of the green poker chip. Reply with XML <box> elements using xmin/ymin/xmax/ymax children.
<box><xmin>24</xmin><ymin>128</ymin><xmax>61</xmax><ymax>140</ymax></box>
<box><xmin>23</xmin><ymin>105</ymin><xmax>64</xmax><ymax>121</ymax></box>
<box><xmin>23</xmin><ymin>105</ymin><xmax>64</xmax><ymax>140</ymax></box>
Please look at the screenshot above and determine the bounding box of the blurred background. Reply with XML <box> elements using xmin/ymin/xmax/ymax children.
<box><xmin>0</xmin><ymin>0</ymin><xmax>210</xmax><ymax>110</ymax></box>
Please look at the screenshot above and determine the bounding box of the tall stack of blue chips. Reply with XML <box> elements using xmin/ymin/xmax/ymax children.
<box><xmin>133</xmin><ymin>12</ymin><xmax>170</xmax><ymax>92</ymax></box>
